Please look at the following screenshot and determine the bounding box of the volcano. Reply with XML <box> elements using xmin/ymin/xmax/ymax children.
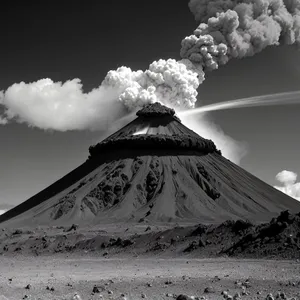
<box><xmin>1</xmin><ymin>103</ymin><xmax>300</xmax><ymax>227</ymax></box>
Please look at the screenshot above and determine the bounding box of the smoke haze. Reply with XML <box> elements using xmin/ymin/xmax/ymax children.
<box><xmin>181</xmin><ymin>114</ymin><xmax>248</xmax><ymax>164</ymax></box>
<box><xmin>178</xmin><ymin>91</ymin><xmax>300</xmax><ymax>117</ymax></box>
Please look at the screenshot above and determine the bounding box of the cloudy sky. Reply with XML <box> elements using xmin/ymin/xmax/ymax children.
<box><xmin>0</xmin><ymin>1</ymin><xmax>300</xmax><ymax>212</ymax></box>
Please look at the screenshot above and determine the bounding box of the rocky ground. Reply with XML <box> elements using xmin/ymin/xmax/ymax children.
<box><xmin>0</xmin><ymin>256</ymin><xmax>300</xmax><ymax>300</ymax></box>
<box><xmin>0</xmin><ymin>211</ymin><xmax>300</xmax><ymax>299</ymax></box>
<box><xmin>0</xmin><ymin>211</ymin><xmax>299</xmax><ymax>260</ymax></box>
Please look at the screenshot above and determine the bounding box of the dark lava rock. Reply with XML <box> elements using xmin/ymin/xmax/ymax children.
<box><xmin>191</xmin><ymin>224</ymin><xmax>207</xmax><ymax>236</ymax></box>
<box><xmin>170</xmin><ymin>238</ymin><xmax>177</xmax><ymax>245</ymax></box>
<box><xmin>150</xmin><ymin>242</ymin><xmax>168</xmax><ymax>251</ymax></box>
<box><xmin>204</xmin><ymin>286</ymin><xmax>215</xmax><ymax>293</ymax></box>
<box><xmin>184</xmin><ymin>241</ymin><xmax>198</xmax><ymax>252</ymax></box>
<box><xmin>108</xmin><ymin>237</ymin><xmax>134</xmax><ymax>248</ymax></box>
<box><xmin>199</xmin><ymin>237</ymin><xmax>206</xmax><ymax>247</ymax></box>
<box><xmin>65</xmin><ymin>224</ymin><xmax>78</xmax><ymax>232</ymax></box>
<box><xmin>12</xmin><ymin>229</ymin><xmax>23</xmax><ymax>235</ymax></box>
<box><xmin>232</xmin><ymin>219</ymin><xmax>253</xmax><ymax>233</ymax></box>
<box><xmin>277</xmin><ymin>210</ymin><xmax>294</xmax><ymax>224</ymax></box>
<box><xmin>92</xmin><ymin>285</ymin><xmax>101</xmax><ymax>293</ymax></box>
<box><xmin>176</xmin><ymin>295</ymin><xmax>194</xmax><ymax>300</ymax></box>
<box><xmin>121</xmin><ymin>239</ymin><xmax>134</xmax><ymax>247</ymax></box>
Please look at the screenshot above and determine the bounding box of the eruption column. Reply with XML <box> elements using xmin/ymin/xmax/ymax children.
<box><xmin>1</xmin><ymin>0</ymin><xmax>300</xmax><ymax>131</ymax></box>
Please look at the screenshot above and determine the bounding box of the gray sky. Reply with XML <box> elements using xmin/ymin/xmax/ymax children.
<box><xmin>0</xmin><ymin>2</ymin><xmax>300</xmax><ymax>208</ymax></box>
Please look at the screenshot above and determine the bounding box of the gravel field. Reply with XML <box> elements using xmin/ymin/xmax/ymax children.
<box><xmin>0</xmin><ymin>256</ymin><xmax>300</xmax><ymax>300</ymax></box>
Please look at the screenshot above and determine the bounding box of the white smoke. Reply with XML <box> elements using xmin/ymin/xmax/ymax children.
<box><xmin>0</xmin><ymin>0</ymin><xmax>297</xmax><ymax>164</ymax></box>
<box><xmin>0</xmin><ymin>78</ymin><xmax>131</xmax><ymax>131</ymax></box>
<box><xmin>1</xmin><ymin>0</ymin><xmax>299</xmax><ymax>129</ymax></box>
<box><xmin>181</xmin><ymin>114</ymin><xmax>248</xmax><ymax>164</ymax></box>
<box><xmin>181</xmin><ymin>0</ymin><xmax>300</xmax><ymax>70</ymax></box>
<box><xmin>0</xmin><ymin>59</ymin><xmax>204</xmax><ymax>131</ymax></box>
<box><xmin>274</xmin><ymin>170</ymin><xmax>300</xmax><ymax>201</ymax></box>
<box><xmin>104</xmin><ymin>59</ymin><xmax>205</xmax><ymax>110</ymax></box>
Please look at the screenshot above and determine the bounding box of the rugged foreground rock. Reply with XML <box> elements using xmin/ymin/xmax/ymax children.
<box><xmin>0</xmin><ymin>211</ymin><xmax>299</xmax><ymax>260</ymax></box>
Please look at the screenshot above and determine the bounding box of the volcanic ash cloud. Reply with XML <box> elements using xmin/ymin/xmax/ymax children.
<box><xmin>0</xmin><ymin>0</ymin><xmax>299</xmax><ymax>164</ymax></box>
<box><xmin>1</xmin><ymin>0</ymin><xmax>300</xmax><ymax>130</ymax></box>
<box><xmin>0</xmin><ymin>59</ymin><xmax>204</xmax><ymax>131</ymax></box>
<box><xmin>181</xmin><ymin>0</ymin><xmax>300</xmax><ymax>70</ymax></box>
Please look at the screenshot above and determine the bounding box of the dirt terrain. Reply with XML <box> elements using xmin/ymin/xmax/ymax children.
<box><xmin>0</xmin><ymin>211</ymin><xmax>299</xmax><ymax>299</ymax></box>
<box><xmin>0</xmin><ymin>211</ymin><xmax>299</xmax><ymax>260</ymax></box>
<box><xmin>0</xmin><ymin>256</ymin><xmax>300</xmax><ymax>300</ymax></box>
<box><xmin>1</xmin><ymin>104</ymin><xmax>300</xmax><ymax>299</ymax></box>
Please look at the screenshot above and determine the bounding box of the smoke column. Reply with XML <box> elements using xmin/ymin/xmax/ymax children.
<box><xmin>181</xmin><ymin>0</ymin><xmax>300</xmax><ymax>70</ymax></box>
<box><xmin>1</xmin><ymin>0</ymin><xmax>300</xmax><ymax>131</ymax></box>
<box><xmin>0</xmin><ymin>59</ymin><xmax>204</xmax><ymax>131</ymax></box>
<box><xmin>178</xmin><ymin>90</ymin><xmax>300</xmax><ymax>117</ymax></box>
<box><xmin>0</xmin><ymin>0</ymin><xmax>299</xmax><ymax>162</ymax></box>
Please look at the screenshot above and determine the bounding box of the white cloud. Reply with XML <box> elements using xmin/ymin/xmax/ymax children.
<box><xmin>276</xmin><ymin>170</ymin><xmax>297</xmax><ymax>185</ymax></box>
<box><xmin>274</xmin><ymin>170</ymin><xmax>300</xmax><ymax>201</ymax></box>
<box><xmin>0</xmin><ymin>78</ymin><xmax>127</xmax><ymax>131</ymax></box>
<box><xmin>0</xmin><ymin>59</ymin><xmax>205</xmax><ymax>132</ymax></box>
<box><xmin>181</xmin><ymin>114</ymin><xmax>248</xmax><ymax>165</ymax></box>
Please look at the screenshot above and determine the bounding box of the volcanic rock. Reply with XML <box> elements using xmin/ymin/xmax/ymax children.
<box><xmin>1</xmin><ymin>103</ymin><xmax>300</xmax><ymax>227</ymax></box>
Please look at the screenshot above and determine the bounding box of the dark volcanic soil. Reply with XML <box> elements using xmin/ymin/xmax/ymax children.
<box><xmin>0</xmin><ymin>211</ymin><xmax>299</xmax><ymax>299</ymax></box>
<box><xmin>0</xmin><ymin>211</ymin><xmax>299</xmax><ymax>260</ymax></box>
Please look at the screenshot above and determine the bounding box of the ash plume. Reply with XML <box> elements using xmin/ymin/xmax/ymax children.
<box><xmin>181</xmin><ymin>0</ymin><xmax>300</xmax><ymax>69</ymax></box>
<box><xmin>0</xmin><ymin>59</ymin><xmax>203</xmax><ymax>131</ymax></box>
<box><xmin>0</xmin><ymin>0</ymin><xmax>298</xmax><ymax>161</ymax></box>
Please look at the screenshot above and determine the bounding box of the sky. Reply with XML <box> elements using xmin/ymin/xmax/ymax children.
<box><xmin>1</xmin><ymin>0</ymin><xmax>300</xmax><ymax>211</ymax></box>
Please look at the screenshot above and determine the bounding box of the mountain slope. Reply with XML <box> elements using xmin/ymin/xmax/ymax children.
<box><xmin>1</xmin><ymin>103</ymin><xmax>300</xmax><ymax>227</ymax></box>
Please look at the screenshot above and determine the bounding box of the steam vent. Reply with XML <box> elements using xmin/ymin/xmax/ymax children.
<box><xmin>1</xmin><ymin>103</ymin><xmax>300</xmax><ymax>227</ymax></box>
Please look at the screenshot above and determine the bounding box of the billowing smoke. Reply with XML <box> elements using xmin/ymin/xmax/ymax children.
<box><xmin>104</xmin><ymin>59</ymin><xmax>204</xmax><ymax>110</ymax></box>
<box><xmin>1</xmin><ymin>0</ymin><xmax>299</xmax><ymax>127</ymax></box>
<box><xmin>181</xmin><ymin>0</ymin><xmax>300</xmax><ymax>70</ymax></box>
<box><xmin>0</xmin><ymin>79</ymin><xmax>127</xmax><ymax>131</ymax></box>
<box><xmin>274</xmin><ymin>170</ymin><xmax>300</xmax><ymax>201</ymax></box>
<box><xmin>0</xmin><ymin>59</ymin><xmax>204</xmax><ymax>131</ymax></box>
<box><xmin>0</xmin><ymin>0</ymin><xmax>298</xmax><ymax>161</ymax></box>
